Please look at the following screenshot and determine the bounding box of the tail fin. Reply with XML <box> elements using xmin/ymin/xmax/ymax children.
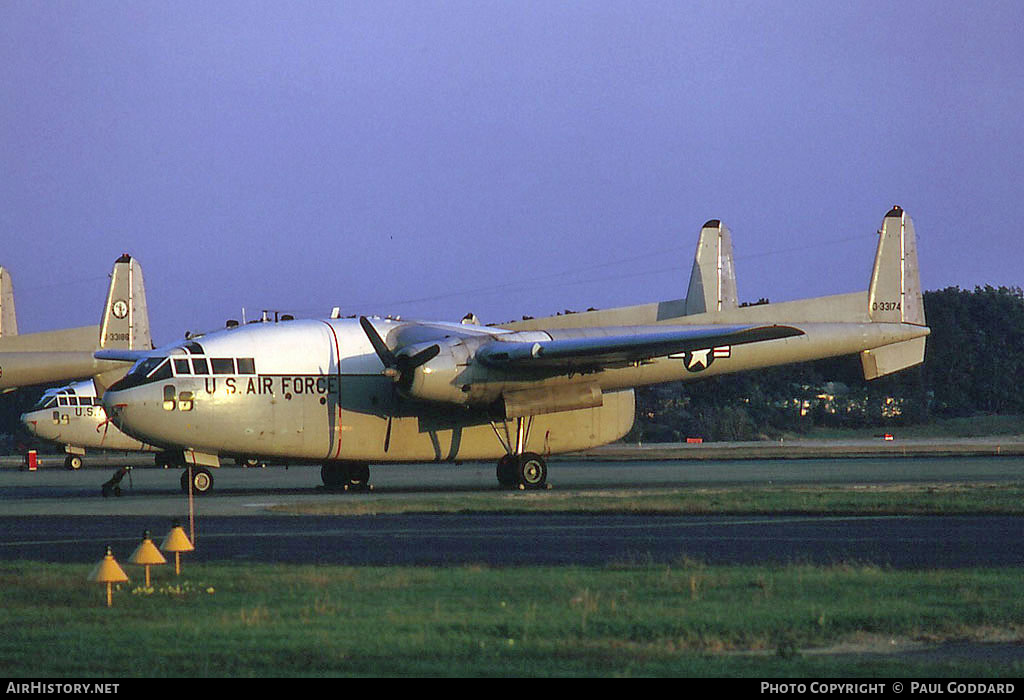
<box><xmin>861</xmin><ymin>206</ymin><xmax>927</xmax><ymax>379</ymax></box>
<box><xmin>98</xmin><ymin>254</ymin><xmax>152</xmax><ymax>350</ymax></box>
<box><xmin>0</xmin><ymin>266</ymin><xmax>16</xmax><ymax>337</ymax></box>
<box><xmin>685</xmin><ymin>219</ymin><xmax>738</xmax><ymax>315</ymax></box>
<box><xmin>868</xmin><ymin>206</ymin><xmax>925</xmax><ymax>325</ymax></box>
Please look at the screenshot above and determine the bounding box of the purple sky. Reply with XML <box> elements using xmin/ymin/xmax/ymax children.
<box><xmin>3</xmin><ymin>1</ymin><xmax>1022</xmax><ymax>344</ymax></box>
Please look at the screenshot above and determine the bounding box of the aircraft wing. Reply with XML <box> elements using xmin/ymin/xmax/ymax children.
<box><xmin>476</xmin><ymin>324</ymin><xmax>804</xmax><ymax>370</ymax></box>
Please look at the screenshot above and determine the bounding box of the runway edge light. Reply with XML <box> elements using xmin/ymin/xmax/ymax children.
<box><xmin>88</xmin><ymin>546</ymin><xmax>129</xmax><ymax>608</ymax></box>
<box><xmin>161</xmin><ymin>520</ymin><xmax>194</xmax><ymax>576</ymax></box>
<box><xmin>128</xmin><ymin>530</ymin><xmax>167</xmax><ymax>587</ymax></box>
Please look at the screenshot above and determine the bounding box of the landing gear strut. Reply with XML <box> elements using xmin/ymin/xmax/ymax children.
<box><xmin>321</xmin><ymin>462</ymin><xmax>372</xmax><ymax>491</ymax></box>
<box><xmin>492</xmin><ymin>416</ymin><xmax>549</xmax><ymax>490</ymax></box>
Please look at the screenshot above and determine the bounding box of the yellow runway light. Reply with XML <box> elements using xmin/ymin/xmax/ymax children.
<box><xmin>128</xmin><ymin>531</ymin><xmax>167</xmax><ymax>587</ymax></box>
<box><xmin>161</xmin><ymin>520</ymin><xmax>195</xmax><ymax>575</ymax></box>
<box><xmin>88</xmin><ymin>546</ymin><xmax>129</xmax><ymax>607</ymax></box>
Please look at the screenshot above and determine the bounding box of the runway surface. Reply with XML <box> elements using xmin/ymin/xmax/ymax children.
<box><xmin>1</xmin><ymin>455</ymin><xmax>1022</xmax><ymax>568</ymax></box>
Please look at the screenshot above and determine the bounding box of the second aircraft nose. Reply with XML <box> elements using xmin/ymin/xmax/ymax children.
<box><xmin>20</xmin><ymin>413</ymin><xmax>38</xmax><ymax>436</ymax></box>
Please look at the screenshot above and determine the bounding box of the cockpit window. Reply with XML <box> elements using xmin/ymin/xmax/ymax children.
<box><xmin>185</xmin><ymin>342</ymin><xmax>205</xmax><ymax>354</ymax></box>
<box><xmin>132</xmin><ymin>357</ymin><xmax>165</xmax><ymax>378</ymax></box>
<box><xmin>149</xmin><ymin>359</ymin><xmax>172</xmax><ymax>381</ymax></box>
<box><xmin>211</xmin><ymin>358</ymin><xmax>235</xmax><ymax>375</ymax></box>
<box><xmin>236</xmin><ymin>357</ymin><xmax>256</xmax><ymax>374</ymax></box>
<box><xmin>192</xmin><ymin>358</ymin><xmax>209</xmax><ymax>375</ymax></box>
<box><xmin>33</xmin><ymin>395</ymin><xmax>57</xmax><ymax>410</ymax></box>
<box><xmin>108</xmin><ymin>356</ymin><xmax>172</xmax><ymax>391</ymax></box>
<box><xmin>173</xmin><ymin>359</ymin><xmax>192</xmax><ymax>375</ymax></box>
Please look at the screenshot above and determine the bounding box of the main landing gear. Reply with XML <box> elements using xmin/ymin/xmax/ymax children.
<box><xmin>181</xmin><ymin>467</ymin><xmax>214</xmax><ymax>495</ymax></box>
<box><xmin>321</xmin><ymin>461</ymin><xmax>372</xmax><ymax>491</ymax></box>
<box><xmin>492</xmin><ymin>416</ymin><xmax>549</xmax><ymax>491</ymax></box>
<box><xmin>496</xmin><ymin>452</ymin><xmax>548</xmax><ymax>490</ymax></box>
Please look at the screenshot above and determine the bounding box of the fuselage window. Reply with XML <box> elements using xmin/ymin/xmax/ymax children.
<box><xmin>211</xmin><ymin>358</ymin><xmax>235</xmax><ymax>375</ymax></box>
<box><xmin>173</xmin><ymin>359</ymin><xmax>192</xmax><ymax>375</ymax></box>
<box><xmin>192</xmin><ymin>358</ymin><xmax>209</xmax><ymax>375</ymax></box>
<box><xmin>236</xmin><ymin>357</ymin><xmax>256</xmax><ymax>374</ymax></box>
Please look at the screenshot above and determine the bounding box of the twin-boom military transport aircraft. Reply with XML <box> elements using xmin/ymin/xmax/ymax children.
<box><xmin>96</xmin><ymin>207</ymin><xmax>929</xmax><ymax>493</ymax></box>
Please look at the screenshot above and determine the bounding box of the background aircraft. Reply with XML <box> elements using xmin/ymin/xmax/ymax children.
<box><xmin>101</xmin><ymin>207</ymin><xmax>928</xmax><ymax>493</ymax></box>
<box><xmin>0</xmin><ymin>267</ymin><xmax>16</xmax><ymax>339</ymax></box>
<box><xmin>0</xmin><ymin>254</ymin><xmax>152</xmax><ymax>392</ymax></box>
<box><xmin>20</xmin><ymin>379</ymin><xmax>160</xmax><ymax>470</ymax></box>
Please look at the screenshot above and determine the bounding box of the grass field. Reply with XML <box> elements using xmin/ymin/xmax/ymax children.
<box><xmin>272</xmin><ymin>481</ymin><xmax>1024</xmax><ymax>517</ymax></box>
<box><xmin>1</xmin><ymin>560</ymin><xmax>1022</xmax><ymax>677</ymax></box>
<box><xmin>803</xmin><ymin>415</ymin><xmax>1024</xmax><ymax>440</ymax></box>
<box><xmin>3</xmin><ymin>452</ymin><xmax>1022</xmax><ymax>677</ymax></box>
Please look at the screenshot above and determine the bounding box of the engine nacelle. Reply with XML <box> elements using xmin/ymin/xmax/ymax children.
<box><xmin>400</xmin><ymin>336</ymin><xmax>497</xmax><ymax>406</ymax></box>
<box><xmin>400</xmin><ymin>335</ymin><xmax>605</xmax><ymax>417</ymax></box>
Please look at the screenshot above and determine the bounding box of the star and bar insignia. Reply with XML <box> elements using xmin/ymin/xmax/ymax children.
<box><xmin>669</xmin><ymin>346</ymin><xmax>731</xmax><ymax>372</ymax></box>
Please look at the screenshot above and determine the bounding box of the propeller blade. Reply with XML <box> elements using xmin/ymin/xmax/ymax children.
<box><xmin>359</xmin><ymin>316</ymin><xmax>398</xmax><ymax>369</ymax></box>
<box><xmin>400</xmin><ymin>344</ymin><xmax>440</xmax><ymax>371</ymax></box>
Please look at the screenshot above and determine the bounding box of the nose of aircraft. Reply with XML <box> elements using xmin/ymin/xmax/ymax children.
<box><xmin>101</xmin><ymin>389</ymin><xmax>125</xmax><ymax>426</ymax></box>
<box><xmin>20</xmin><ymin>412</ymin><xmax>39</xmax><ymax>436</ymax></box>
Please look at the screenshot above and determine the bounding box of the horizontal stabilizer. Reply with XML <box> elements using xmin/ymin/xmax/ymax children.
<box><xmin>478</xmin><ymin>324</ymin><xmax>804</xmax><ymax>370</ymax></box>
<box><xmin>860</xmin><ymin>336</ymin><xmax>926</xmax><ymax>380</ymax></box>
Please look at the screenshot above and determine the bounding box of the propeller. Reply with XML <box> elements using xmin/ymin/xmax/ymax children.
<box><xmin>358</xmin><ymin>316</ymin><xmax>440</xmax><ymax>385</ymax></box>
<box><xmin>359</xmin><ymin>316</ymin><xmax>441</xmax><ymax>452</ymax></box>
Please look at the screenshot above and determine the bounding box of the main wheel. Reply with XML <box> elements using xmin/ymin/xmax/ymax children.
<box><xmin>64</xmin><ymin>454</ymin><xmax>83</xmax><ymax>471</ymax></box>
<box><xmin>515</xmin><ymin>452</ymin><xmax>547</xmax><ymax>490</ymax></box>
<box><xmin>496</xmin><ymin>454</ymin><xmax>517</xmax><ymax>487</ymax></box>
<box><xmin>181</xmin><ymin>467</ymin><xmax>214</xmax><ymax>494</ymax></box>
<box><xmin>321</xmin><ymin>462</ymin><xmax>371</xmax><ymax>491</ymax></box>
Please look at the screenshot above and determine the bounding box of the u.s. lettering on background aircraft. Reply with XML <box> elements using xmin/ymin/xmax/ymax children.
<box><xmin>96</xmin><ymin>207</ymin><xmax>929</xmax><ymax>493</ymax></box>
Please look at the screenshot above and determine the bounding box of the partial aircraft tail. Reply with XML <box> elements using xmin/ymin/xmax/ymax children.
<box><xmin>861</xmin><ymin>206</ymin><xmax>927</xmax><ymax>379</ymax></box>
<box><xmin>0</xmin><ymin>266</ymin><xmax>16</xmax><ymax>337</ymax></box>
<box><xmin>93</xmin><ymin>254</ymin><xmax>153</xmax><ymax>394</ymax></box>
<box><xmin>685</xmin><ymin>219</ymin><xmax>738</xmax><ymax>315</ymax></box>
<box><xmin>99</xmin><ymin>254</ymin><xmax>152</xmax><ymax>350</ymax></box>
